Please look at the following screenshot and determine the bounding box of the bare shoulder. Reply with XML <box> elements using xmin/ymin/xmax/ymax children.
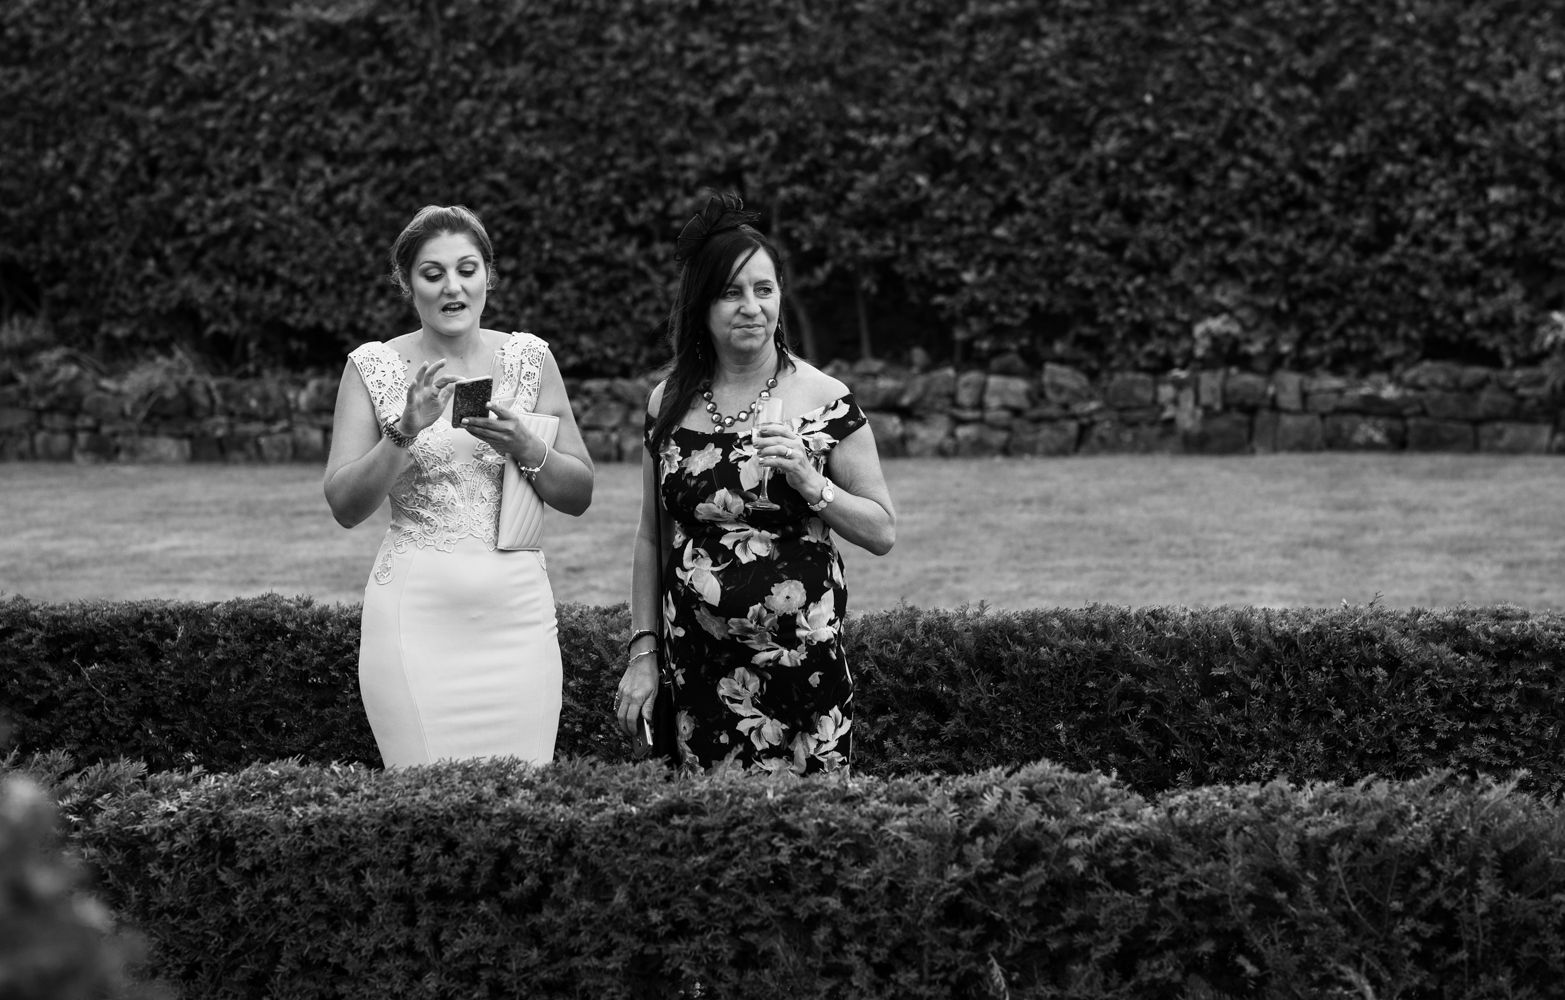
<box><xmin>646</xmin><ymin>378</ymin><xmax>669</xmax><ymax>417</ymax></box>
<box><xmin>787</xmin><ymin>358</ymin><xmax>851</xmax><ymax>411</ymax></box>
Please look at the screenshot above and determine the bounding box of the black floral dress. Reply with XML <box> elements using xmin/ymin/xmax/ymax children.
<box><xmin>649</xmin><ymin>394</ymin><xmax>867</xmax><ymax>776</ymax></box>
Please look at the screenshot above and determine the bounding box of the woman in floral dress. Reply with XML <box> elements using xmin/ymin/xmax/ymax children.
<box><xmin>614</xmin><ymin>194</ymin><xmax>897</xmax><ymax>775</ymax></box>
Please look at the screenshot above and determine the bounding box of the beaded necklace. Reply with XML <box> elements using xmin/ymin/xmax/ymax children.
<box><xmin>701</xmin><ymin>376</ymin><xmax>778</xmax><ymax>428</ymax></box>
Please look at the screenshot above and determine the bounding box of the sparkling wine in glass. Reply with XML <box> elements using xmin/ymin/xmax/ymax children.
<box><xmin>747</xmin><ymin>397</ymin><xmax>785</xmax><ymax>512</ymax></box>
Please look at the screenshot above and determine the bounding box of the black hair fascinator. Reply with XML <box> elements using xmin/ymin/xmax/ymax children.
<box><xmin>673</xmin><ymin>192</ymin><xmax>760</xmax><ymax>265</ymax></box>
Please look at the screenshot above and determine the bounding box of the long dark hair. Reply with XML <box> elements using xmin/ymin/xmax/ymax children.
<box><xmin>648</xmin><ymin>223</ymin><xmax>795</xmax><ymax>455</ymax></box>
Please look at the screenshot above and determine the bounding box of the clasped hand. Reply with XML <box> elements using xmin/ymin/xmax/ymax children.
<box><xmin>463</xmin><ymin>400</ymin><xmax>547</xmax><ymax>466</ymax></box>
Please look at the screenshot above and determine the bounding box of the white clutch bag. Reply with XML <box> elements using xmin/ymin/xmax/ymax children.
<box><xmin>496</xmin><ymin>407</ymin><xmax>560</xmax><ymax>551</ymax></box>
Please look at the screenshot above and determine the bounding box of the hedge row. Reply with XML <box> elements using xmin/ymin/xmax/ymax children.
<box><xmin>4</xmin><ymin>595</ymin><xmax>1563</xmax><ymax>796</ymax></box>
<box><xmin>4</xmin><ymin>0</ymin><xmax>1565</xmax><ymax>373</ymax></box>
<box><xmin>8</xmin><ymin>755</ymin><xmax>1562</xmax><ymax>999</ymax></box>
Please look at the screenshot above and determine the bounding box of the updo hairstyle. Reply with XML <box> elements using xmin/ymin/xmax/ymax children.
<box><xmin>388</xmin><ymin>205</ymin><xmax>496</xmax><ymax>299</ymax></box>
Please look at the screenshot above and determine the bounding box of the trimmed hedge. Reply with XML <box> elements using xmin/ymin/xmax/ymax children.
<box><xmin>4</xmin><ymin>595</ymin><xmax>1563</xmax><ymax>796</ymax></box>
<box><xmin>10</xmin><ymin>756</ymin><xmax>1564</xmax><ymax>998</ymax></box>
<box><xmin>4</xmin><ymin>0</ymin><xmax>1565</xmax><ymax>372</ymax></box>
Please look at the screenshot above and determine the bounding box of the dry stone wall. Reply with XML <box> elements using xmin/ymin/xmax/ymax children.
<box><xmin>3</xmin><ymin>357</ymin><xmax>1562</xmax><ymax>464</ymax></box>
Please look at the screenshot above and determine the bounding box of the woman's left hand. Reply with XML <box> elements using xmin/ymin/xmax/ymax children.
<box><xmin>462</xmin><ymin>400</ymin><xmax>548</xmax><ymax>466</ymax></box>
<box><xmin>752</xmin><ymin>421</ymin><xmax>820</xmax><ymax>495</ymax></box>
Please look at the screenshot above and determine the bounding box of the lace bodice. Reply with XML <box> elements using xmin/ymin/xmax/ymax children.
<box><xmin>350</xmin><ymin>333</ymin><xmax>549</xmax><ymax>577</ymax></box>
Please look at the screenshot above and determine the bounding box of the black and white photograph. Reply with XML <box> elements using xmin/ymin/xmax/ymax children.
<box><xmin>3</xmin><ymin>1</ymin><xmax>1563</xmax><ymax>996</ymax></box>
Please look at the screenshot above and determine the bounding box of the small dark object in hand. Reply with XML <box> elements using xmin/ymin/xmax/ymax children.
<box><xmin>451</xmin><ymin>376</ymin><xmax>492</xmax><ymax>426</ymax></box>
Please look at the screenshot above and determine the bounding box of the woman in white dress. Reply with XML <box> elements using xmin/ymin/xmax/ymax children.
<box><xmin>324</xmin><ymin>205</ymin><xmax>593</xmax><ymax>767</ymax></box>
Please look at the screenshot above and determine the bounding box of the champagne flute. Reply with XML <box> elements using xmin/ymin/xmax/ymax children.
<box><xmin>747</xmin><ymin>397</ymin><xmax>785</xmax><ymax>512</ymax></box>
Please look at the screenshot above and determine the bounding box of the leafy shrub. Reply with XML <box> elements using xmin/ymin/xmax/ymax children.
<box><xmin>5</xmin><ymin>756</ymin><xmax>1560</xmax><ymax>999</ymax></box>
<box><xmin>3</xmin><ymin>0</ymin><xmax>1564</xmax><ymax>373</ymax></box>
<box><xmin>0</xmin><ymin>770</ymin><xmax>144</xmax><ymax>1000</ymax></box>
<box><xmin>4</xmin><ymin>595</ymin><xmax>1564</xmax><ymax>797</ymax></box>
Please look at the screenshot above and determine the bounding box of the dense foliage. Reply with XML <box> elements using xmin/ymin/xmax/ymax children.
<box><xmin>4</xmin><ymin>595</ymin><xmax>1563</xmax><ymax>797</ymax></box>
<box><xmin>0</xmin><ymin>772</ymin><xmax>144</xmax><ymax>1000</ymax></box>
<box><xmin>3</xmin><ymin>0</ymin><xmax>1564</xmax><ymax>374</ymax></box>
<box><xmin>5</xmin><ymin>756</ymin><xmax>1560</xmax><ymax>999</ymax></box>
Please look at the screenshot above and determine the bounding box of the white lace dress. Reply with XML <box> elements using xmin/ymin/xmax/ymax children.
<box><xmin>348</xmin><ymin>333</ymin><xmax>562</xmax><ymax>767</ymax></box>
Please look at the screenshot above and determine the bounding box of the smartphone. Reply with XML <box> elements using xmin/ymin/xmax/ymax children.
<box><xmin>450</xmin><ymin>376</ymin><xmax>492</xmax><ymax>426</ymax></box>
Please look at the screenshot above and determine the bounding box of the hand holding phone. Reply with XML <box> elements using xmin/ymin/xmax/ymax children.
<box><xmin>451</xmin><ymin>376</ymin><xmax>492</xmax><ymax>426</ymax></box>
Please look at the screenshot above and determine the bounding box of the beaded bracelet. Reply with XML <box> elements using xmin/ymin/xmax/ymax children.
<box><xmin>626</xmin><ymin>628</ymin><xmax>658</xmax><ymax>652</ymax></box>
<box><xmin>517</xmin><ymin>448</ymin><xmax>549</xmax><ymax>482</ymax></box>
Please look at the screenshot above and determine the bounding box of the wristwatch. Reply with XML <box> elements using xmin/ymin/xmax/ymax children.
<box><xmin>382</xmin><ymin>419</ymin><xmax>415</xmax><ymax>448</ymax></box>
<box><xmin>807</xmin><ymin>479</ymin><xmax>836</xmax><ymax>512</ymax></box>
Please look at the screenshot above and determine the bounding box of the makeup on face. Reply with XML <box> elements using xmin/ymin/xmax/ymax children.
<box><xmin>412</xmin><ymin>232</ymin><xmax>488</xmax><ymax>335</ymax></box>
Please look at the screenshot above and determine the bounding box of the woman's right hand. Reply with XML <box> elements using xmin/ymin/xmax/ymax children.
<box><xmin>400</xmin><ymin>359</ymin><xmax>460</xmax><ymax>436</ymax></box>
<box><xmin>615</xmin><ymin>651</ymin><xmax>660</xmax><ymax>744</ymax></box>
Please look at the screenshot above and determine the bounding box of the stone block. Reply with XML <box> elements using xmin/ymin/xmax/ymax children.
<box><xmin>0</xmin><ymin>386</ymin><xmax>19</xmax><ymax>407</ymax></box>
<box><xmin>856</xmin><ymin>374</ymin><xmax>909</xmax><ymax>411</ymax></box>
<box><xmin>901</xmin><ymin>367</ymin><xmax>955</xmax><ymax>411</ymax></box>
<box><xmin>256</xmin><ymin>433</ymin><xmax>293</xmax><ymax>463</ymax></box>
<box><xmin>582</xmin><ymin>429</ymin><xmax>619</xmax><ymax>463</ymax></box>
<box><xmin>1552</xmin><ymin>429</ymin><xmax>1565</xmax><ymax>455</ymax></box>
<box><xmin>291</xmin><ymin>425</ymin><xmax>328</xmax><ymax>463</ymax></box>
<box><xmin>1478</xmin><ymin>421</ymin><xmax>1551</xmax><ymax>454</ymax></box>
<box><xmin>1405</xmin><ymin>418</ymin><xmax>1475</xmax><ymax>452</ymax></box>
<box><xmin>146</xmin><ymin>389</ymin><xmax>189</xmax><ymax>419</ymax></box>
<box><xmin>80</xmin><ymin>392</ymin><xmax>125</xmax><ymax>422</ymax></box>
<box><xmin>72</xmin><ymin>432</ymin><xmax>113</xmax><ymax>462</ymax></box>
<box><xmin>1115</xmin><ymin>406</ymin><xmax>1162</xmax><ymax>425</ymax></box>
<box><xmin>954</xmin><ymin>370</ymin><xmax>988</xmax><ymax>409</ymax></box>
<box><xmin>610</xmin><ymin>377</ymin><xmax>649</xmax><ymax>408</ymax></box>
<box><xmin>185</xmin><ymin>381</ymin><xmax>217</xmax><ymax>419</ymax></box>
<box><xmin>225</xmin><ymin>379</ymin><xmax>291</xmax><ymax>421</ymax></box>
<box><xmin>903</xmin><ymin>414</ymin><xmax>954</xmax><ymax>457</ymax></box>
<box><xmin>1225</xmin><ymin>371</ymin><xmax>1270</xmax><ymax>410</ymax></box>
<box><xmin>41</xmin><ymin>412</ymin><xmax>75</xmax><ymax>431</ymax></box>
<box><xmin>1008</xmin><ymin>420</ymin><xmax>1079</xmax><ymax>456</ymax></box>
<box><xmin>1102</xmin><ymin>372</ymin><xmax>1155</xmax><ymax>408</ymax></box>
<box><xmin>1271</xmin><ymin>371</ymin><xmax>1305</xmax><ymax>412</ymax></box>
<box><xmin>0</xmin><ymin>433</ymin><xmax>32</xmax><ymax>460</ymax></box>
<box><xmin>954</xmin><ymin>422</ymin><xmax>1008</xmax><ymax>457</ymax></box>
<box><xmin>224</xmin><ymin>422</ymin><xmax>269</xmax><ymax>462</ymax></box>
<box><xmin>983</xmin><ymin>374</ymin><xmax>1033</xmax><ymax>411</ymax></box>
<box><xmin>1498</xmin><ymin>367</ymin><xmax>1548</xmax><ymax>393</ymax></box>
<box><xmin>1081</xmin><ymin>420</ymin><xmax>1178</xmax><ymax>455</ymax></box>
<box><xmin>580</xmin><ymin>400</ymin><xmax>628</xmax><ymax>429</ymax></box>
<box><xmin>865</xmin><ymin>412</ymin><xmax>905</xmax><ymax>458</ymax></box>
<box><xmin>1400</xmin><ymin>361</ymin><xmax>1464</xmax><ymax>390</ymax></box>
<box><xmin>0</xmin><ymin>407</ymin><xmax>34</xmax><ymax>431</ymax></box>
<box><xmin>1474</xmin><ymin>386</ymin><xmax>1518</xmax><ymax>421</ymax></box>
<box><xmin>298</xmin><ymin>376</ymin><xmax>340</xmax><ymax>414</ymax></box>
<box><xmin>1422</xmin><ymin>391</ymin><xmax>1479</xmax><ymax>421</ymax></box>
<box><xmin>1324</xmin><ymin>414</ymin><xmax>1405</xmax><ymax>451</ymax></box>
<box><xmin>1251</xmin><ymin>410</ymin><xmax>1280</xmax><ymax>453</ymax></box>
<box><xmin>1189</xmin><ymin>412</ymin><xmax>1250</xmax><ymax>454</ymax></box>
<box><xmin>981</xmin><ymin>409</ymin><xmax>1015</xmax><ymax>428</ymax></box>
<box><xmin>33</xmin><ymin>430</ymin><xmax>73</xmax><ymax>460</ymax></box>
<box><xmin>190</xmin><ymin>435</ymin><xmax>225</xmax><ymax>462</ymax></box>
<box><xmin>617</xmin><ymin>431</ymin><xmax>646</xmax><ymax>462</ymax></box>
<box><xmin>1305</xmin><ymin>391</ymin><xmax>1343</xmax><ymax>414</ymax></box>
<box><xmin>1274</xmin><ymin>413</ymin><xmax>1324</xmax><ymax>451</ymax></box>
<box><xmin>1303</xmin><ymin>374</ymin><xmax>1352</xmax><ymax>395</ymax></box>
<box><xmin>987</xmin><ymin>351</ymin><xmax>1031</xmax><ymax>377</ymax></box>
<box><xmin>1040</xmin><ymin>363</ymin><xmax>1093</xmax><ymax>406</ymax></box>
<box><xmin>851</xmin><ymin>357</ymin><xmax>889</xmax><ymax>376</ymax></box>
<box><xmin>121</xmin><ymin>435</ymin><xmax>192</xmax><ymax>463</ymax></box>
<box><xmin>1341</xmin><ymin>382</ymin><xmax>1421</xmax><ymax>416</ymax></box>
<box><xmin>74</xmin><ymin>413</ymin><xmax>98</xmax><ymax>430</ymax></box>
<box><xmin>1197</xmin><ymin>370</ymin><xmax>1225</xmax><ymax>410</ymax></box>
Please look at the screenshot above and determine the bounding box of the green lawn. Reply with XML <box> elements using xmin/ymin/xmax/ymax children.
<box><xmin>2</xmin><ymin>454</ymin><xmax>1562</xmax><ymax>611</ymax></box>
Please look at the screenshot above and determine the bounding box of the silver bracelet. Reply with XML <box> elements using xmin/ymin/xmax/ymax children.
<box><xmin>628</xmin><ymin>649</ymin><xmax>658</xmax><ymax>665</ymax></box>
<box><xmin>382</xmin><ymin>419</ymin><xmax>415</xmax><ymax>448</ymax></box>
<box><xmin>517</xmin><ymin>447</ymin><xmax>549</xmax><ymax>482</ymax></box>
